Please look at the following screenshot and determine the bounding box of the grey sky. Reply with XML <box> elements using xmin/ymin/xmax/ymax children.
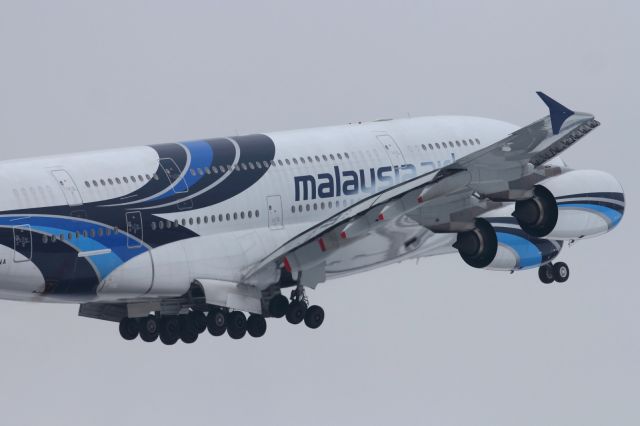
<box><xmin>0</xmin><ymin>1</ymin><xmax>637</xmax><ymax>425</ymax></box>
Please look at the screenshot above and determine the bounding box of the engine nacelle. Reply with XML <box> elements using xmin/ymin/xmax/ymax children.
<box><xmin>456</xmin><ymin>214</ymin><xmax>562</xmax><ymax>271</ymax></box>
<box><xmin>538</xmin><ymin>170</ymin><xmax>624</xmax><ymax>240</ymax></box>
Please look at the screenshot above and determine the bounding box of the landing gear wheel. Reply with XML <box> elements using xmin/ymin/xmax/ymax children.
<box><xmin>247</xmin><ymin>314</ymin><xmax>267</xmax><ymax>338</ymax></box>
<box><xmin>119</xmin><ymin>318</ymin><xmax>139</xmax><ymax>340</ymax></box>
<box><xmin>159</xmin><ymin>316</ymin><xmax>180</xmax><ymax>345</ymax></box>
<box><xmin>180</xmin><ymin>315</ymin><xmax>199</xmax><ymax>344</ymax></box>
<box><xmin>553</xmin><ymin>262</ymin><xmax>570</xmax><ymax>283</ymax></box>
<box><xmin>139</xmin><ymin>315</ymin><xmax>159</xmax><ymax>342</ymax></box>
<box><xmin>286</xmin><ymin>301</ymin><xmax>307</xmax><ymax>325</ymax></box>
<box><xmin>190</xmin><ymin>310</ymin><xmax>207</xmax><ymax>334</ymax></box>
<box><xmin>207</xmin><ymin>308</ymin><xmax>227</xmax><ymax>336</ymax></box>
<box><xmin>538</xmin><ymin>263</ymin><xmax>555</xmax><ymax>284</ymax></box>
<box><xmin>268</xmin><ymin>294</ymin><xmax>289</xmax><ymax>318</ymax></box>
<box><xmin>304</xmin><ymin>305</ymin><xmax>325</xmax><ymax>329</ymax></box>
<box><xmin>227</xmin><ymin>311</ymin><xmax>247</xmax><ymax>339</ymax></box>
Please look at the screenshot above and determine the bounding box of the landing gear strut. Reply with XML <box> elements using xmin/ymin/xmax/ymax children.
<box><xmin>538</xmin><ymin>262</ymin><xmax>570</xmax><ymax>284</ymax></box>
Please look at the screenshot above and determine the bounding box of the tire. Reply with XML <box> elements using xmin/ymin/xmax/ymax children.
<box><xmin>139</xmin><ymin>315</ymin><xmax>159</xmax><ymax>342</ymax></box>
<box><xmin>160</xmin><ymin>316</ymin><xmax>180</xmax><ymax>340</ymax></box>
<box><xmin>190</xmin><ymin>310</ymin><xmax>207</xmax><ymax>334</ymax></box>
<box><xmin>286</xmin><ymin>301</ymin><xmax>307</xmax><ymax>325</ymax></box>
<box><xmin>538</xmin><ymin>264</ymin><xmax>555</xmax><ymax>284</ymax></box>
<box><xmin>159</xmin><ymin>332</ymin><xmax>179</xmax><ymax>346</ymax></box>
<box><xmin>227</xmin><ymin>311</ymin><xmax>247</xmax><ymax>340</ymax></box>
<box><xmin>553</xmin><ymin>262</ymin><xmax>570</xmax><ymax>283</ymax></box>
<box><xmin>207</xmin><ymin>309</ymin><xmax>227</xmax><ymax>336</ymax></box>
<box><xmin>119</xmin><ymin>318</ymin><xmax>139</xmax><ymax>340</ymax></box>
<box><xmin>268</xmin><ymin>294</ymin><xmax>289</xmax><ymax>318</ymax></box>
<box><xmin>247</xmin><ymin>314</ymin><xmax>267</xmax><ymax>338</ymax></box>
<box><xmin>304</xmin><ymin>305</ymin><xmax>325</xmax><ymax>329</ymax></box>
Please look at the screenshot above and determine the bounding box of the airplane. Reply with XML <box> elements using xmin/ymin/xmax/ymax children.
<box><xmin>0</xmin><ymin>92</ymin><xmax>624</xmax><ymax>345</ymax></box>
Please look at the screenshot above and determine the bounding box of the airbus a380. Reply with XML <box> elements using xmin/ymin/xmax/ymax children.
<box><xmin>0</xmin><ymin>93</ymin><xmax>624</xmax><ymax>344</ymax></box>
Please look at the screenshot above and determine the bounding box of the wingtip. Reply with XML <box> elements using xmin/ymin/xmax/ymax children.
<box><xmin>536</xmin><ymin>91</ymin><xmax>575</xmax><ymax>135</ymax></box>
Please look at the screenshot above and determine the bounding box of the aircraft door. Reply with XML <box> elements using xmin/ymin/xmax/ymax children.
<box><xmin>51</xmin><ymin>169</ymin><xmax>83</xmax><ymax>206</ymax></box>
<box><xmin>13</xmin><ymin>225</ymin><xmax>32</xmax><ymax>262</ymax></box>
<box><xmin>267</xmin><ymin>195</ymin><xmax>284</xmax><ymax>229</ymax></box>
<box><xmin>376</xmin><ymin>133</ymin><xmax>406</xmax><ymax>166</ymax></box>
<box><xmin>125</xmin><ymin>211</ymin><xmax>144</xmax><ymax>248</ymax></box>
<box><xmin>159</xmin><ymin>158</ymin><xmax>192</xmax><ymax>210</ymax></box>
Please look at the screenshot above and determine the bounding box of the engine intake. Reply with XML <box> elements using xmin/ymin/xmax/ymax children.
<box><xmin>455</xmin><ymin>218</ymin><xmax>498</xmax><ymax>268</ymax></box>
<box><xmin>513</xmin><ymin>185</ymin><xmax>558</xmax><ymax>238</ymax></box>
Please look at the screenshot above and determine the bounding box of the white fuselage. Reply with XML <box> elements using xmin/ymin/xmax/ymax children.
<box><xmin>0</xmin><ymin>116</ymin><xmax>516</xmax><ymax>303</ymax></box>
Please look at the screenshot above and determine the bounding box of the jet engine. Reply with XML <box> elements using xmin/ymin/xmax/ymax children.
<box><xmin>515</xmin><ymin>170</ymin><xmax>624</xmax><ymax>241</ymax></box>
<box><xmin>455</xmin><ymin>214</ymin><xmax>562</xmax><ymax>271</ymax></box>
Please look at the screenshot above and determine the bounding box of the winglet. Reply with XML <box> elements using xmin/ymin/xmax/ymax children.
<box><xmin>537</xmin><ymin>91</ymin><xmax>575</xmax><ymax>135</ymax></box>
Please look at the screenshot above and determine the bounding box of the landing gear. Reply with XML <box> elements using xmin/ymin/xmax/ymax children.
<box><xmin>179</xmin><ymin>315</ymin><xmax>199</xmax><ymax>344</ymax></box>
<box><xmin>119</xmin><ymin>318</ymin><xmax>139</xmax><ymax>341</ymax></box>
<box><xmin>538</xmin><ymin>262</ymin><xmax>570</xmax><ymax>284</ymax></box>
<box><xmin>226</xmin><ymin>311</ymin><xmax>247</xmax><ymax>339</ymax></box>
<box><xmin>190</xmin><ymin>310</ymin><xmax>207</xmax><ymax>334</ymax></box>
<box><xmin>268</xmin><ymin>294</ymin><xmax>289</xmax><ymax>318</ymax></box>
<box><xmin>247</xmin><ymin>314</ymin><xmax>267</xmax><ymax>338</ymax></box>
<box><xmin>159</xmin><ymin>316</ymin><xmax>180</xmax><ymax>345</ymax></box>
<box><xmin>304</xmin><ymin>305</ymin><xmax>325</xmax><ymax>329</ymax></box>
<box><xmin>207</xmin><ymin>308</ymin><xmax>227</xmax><ymax>336</ymax></box>
<box><xmin>139</xmin><ymin>315</ymin><xmax>159</xmax><ymax>342</ymax></box>
<box><xmin>553</xmin><ymin>262</ymin><xmax>570</xmax><ymax>283</ymax></box>
<box><xmin>286</xmin><ymin>301</ymin><xmax>307</xmax><ymax>324</ymax></box>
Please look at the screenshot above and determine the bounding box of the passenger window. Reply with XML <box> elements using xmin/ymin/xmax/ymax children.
<box><xmin>240</xmin><ymin>163</ymin><xmax>247</xmax><ymax>171</ymax></box>
<box><xmin>233</xmin><ymin>212</ymin><xmax>238</xmax><ymax>220</ymax></box>
<box><xmin>197</xmin><ymin>168</ymin><xmax>204</xmax><ymax>175</ymax></box>
<box><xmin>84</xmin><ymin>181</ymin><xmax>90</xmax><ymax>188</ymax></box>
<box><xmin>188</xmin><ymin>218</ymin><xmax>193</xmax><ymax>225</ymax></box>
<box><xmin>285</xmin><ymin>159</ymin><xmax>291</xmax><ymax>165</ymax></box>
<box><xmin>315</xmin><ymin>155</ymin><xmax>321</xmax><ymax>162</ymax></box>
<box><xmin>196</xmin><ymin>217</ymin><xmax>201</xmax><ymax>225</ymax></box>
<box><xmin>475</xmin><ymin>138</ymin><xmax>481</xmax><ymax>144</ymax></box>
<box><xmin>249</xmin><ymin>162</ymin><xmax>256</xmax><ymax>170</ymax></box>
<box><xmin>226</xmin><ymin>213</ymin><xmax>231</xmax><ymax>221</ymax></box>
<box><xmin>108</xmin><ymin>178</ymin><xmax>114</xmax><ymax>185</ymax></box>
<box><xmin>291</xmin><ymin>206</ymin><xmax>295</xmax><ymax>213</ymax></box>
<box><xmin>255</xmin><ymin>210</ymin><xmax>259</xmax><ymax>217</ymax></box>
<box><xmin>131</xmin><ymin>176</ymin><xmax>136</xmax><ymax>182</ymax></box>
<box><xmin>298</xmin><ymin>205</ymin><xmax>303</xmax><ymax>212</ymax></box>
<box><xmin>248</xmin><ymin>210</ymin><xmax>252</xmax><ymax>218</ymax></box>
<box><xmin>159</xmin><ymin>221</ymin><xmax>164</xmax><ymax>230</ymax></box>
<box><xmin>218</xmin><ymin>214</ymin><xmax>223</xmax><ymax>222</ymax></box>
<box><xmin>278</xmin><ymin>160</ymin><xmax>284</xmax><ymax>166</ymax></box>
<box><xmin>329</xmin><ymin>154</ymin><xmax>335</xmax><ymax>160</ymax></box>
<box><xmin>90</xmin><ymin>229</ymin><xmax>95</xmax><ymax>238</ymax></box>
<box><xmin>456</xmin><ymin>141</ymin><xmax>461</xmax><ymax>147</ymax></box>
<box><xmin>100</xmin><ymin>179</ymin><xmax>106</xmax><ymax>186</ymax></box>
<box><xmin>151</xmin><ymin>222</ymin><xmax>157</xmax><ymax>230</ymax></box>
<box><xmin>211</xmin><ymin>215</ymin><xmax>216</xmax><ymax>223</ymax></box>
<box><xmin>337</xmin><ymin>153</ymin><xmax>342</xmax><ymax>160</ymax></box>
<box><xmin>138</xmin><ymin>174</ymin><xmax>144</xmax><ymax>181</ymax></box>
<box><xmin>123</xmin><ymin>177</ymin><xmax>129</xmax><ymax>183</ymax></box>
<box><xmin>93</xmin><ymin>180</ymin><xmax>98</xmax><ymax>186</ymax></box>
<box><xmin>322</xmin><ymin>155</ymin><xmax>328</xmax><ymax>161</ymax></box>
<box><xmin>203</xmin><ymin>216</ymin><xmax>208</xmax><ymax>224</ymax></box>
<box><xmin>181</xmin><ymin>218</ymin><xmax>186</xmax><ymax>226</ymax></box>
<box><xmin>190</xmin><ymin>169</ymin><xmax>196</xmax><ymax>176</ymax></box>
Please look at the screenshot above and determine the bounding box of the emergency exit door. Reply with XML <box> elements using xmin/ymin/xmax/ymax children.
<box><xmin>266</xmin><ymin>195</ymin><xmax>283</xmax><ymax>229</ymax></box>
<box><xmin>51</xmin><ymin>170</ymin><xmax>83</xmax><ymax>206</ymax></box>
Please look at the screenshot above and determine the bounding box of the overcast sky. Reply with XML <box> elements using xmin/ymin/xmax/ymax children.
<box><xmin>0</xmin><ymin>1</ymin><xmax>637</xmax><ymax>425</ymax></box>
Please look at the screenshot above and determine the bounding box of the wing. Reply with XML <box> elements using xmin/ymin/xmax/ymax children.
<box><xmin>241</xmin><ymin>93</ymin><xmax>600</xmax><ymax>285</ymax></box>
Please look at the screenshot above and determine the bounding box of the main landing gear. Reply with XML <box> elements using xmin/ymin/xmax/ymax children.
<box><xmin>269</xmin><ymin>285</ymin><xmax>325</xmax><ymax>329</ymax></box>
<box><xmin>117</xmin><ymin>286</ymin><xmax>325</xmax><ymax>344</ymax></box>
<box><xmin>538</xmin><ymin>261</ymin><xmax>570</xmax><ymax>284</ymax></box>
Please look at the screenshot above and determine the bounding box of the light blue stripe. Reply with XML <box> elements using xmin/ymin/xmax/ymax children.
<box><xmin>497</xmin><ymin>232</ymin><xmax>542</xmax><ymax>270</ymax></box>
<box><xmin>559</xmin><ymin>203</ymin><xmax>623</xmax><ymax>227</ymax></box>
